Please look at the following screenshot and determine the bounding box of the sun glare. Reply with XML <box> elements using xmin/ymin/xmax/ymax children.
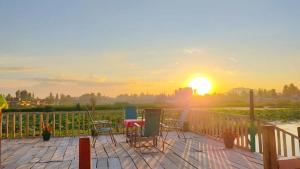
<box><xmin>188</xmin><ymin>77</ymin><xmax>212</xmax><ymax>95</ymax></box>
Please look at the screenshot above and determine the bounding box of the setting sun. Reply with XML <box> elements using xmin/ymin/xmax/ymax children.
<box><xmin>188</xmin><ymin>77</ymin><xmax>212</xmax><ymax>95</ymax></box>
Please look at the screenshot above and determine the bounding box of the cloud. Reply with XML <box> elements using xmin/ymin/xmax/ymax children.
<box><xmin>0</xmin><ymin>66</ymin><xmax>43</xmax><ymax>72</ymax></box>
<box><xmin>183</xmin><ymin>48</ymin><xmax>205</xmax><ymax>55</ymax></box>
<box><xmin>25</xmin><ymin>76</ymin><xmax>125</xmax><ymax>87</ymax></box>
<box><xmin>228</xmin><ymin>57</ymin><xmax>238</xmax><ymax>63</ymax></box>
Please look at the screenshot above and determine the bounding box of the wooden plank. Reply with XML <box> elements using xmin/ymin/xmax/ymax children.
<box><xmin>53</xmin><ymin>112</ymin><xmax>56</xmax><ymax>137</ymax></box>
<box><xmin>40</xmin><ymin>113</ymin><xmax>43</xmax><ymax>136</ymax></box>
<box><xmin>66</xmin><ymin>112</ymin><xmax>68</xmax><ymax>136</ymax></box>
<box><xmin>45</xmin><ymin>162</ymin><xmax>62</xmax><ymax>169</ymax></box>
<box><xmin>63</xmin><ymin>145</ymin><xmax>76</xmax><ymax>161</ymax></box>
<box><xmin>120</xmin><ymin>143</ymin><xmax>151</xmax><ymax>169</ymax></box>
<box><xmin>108</xmin><ymin>158</ymin><xmax>122</xmax><ymax>169</ymax></box>
<box><xmin>12</xmin><ymin>112</ymin><xmax>16</xmax><ymax>138</ymax></box>
<box><xmin>118</xmin><ymin>157</ymin><xmax>136</xmax><ymax>169</ymax></box>
<box><xmin>83</xmin><ymin>113</ymin><xmax>85</xmax><ymax>134</ymax></box>
<box><xmin>33</xmin><ymin>113</ymin><xmax>36</xmax><ymax>137</ymax></box>
<box><xmin>97</xmin><ymin>158</ymin><xmax>108</xmax><ymax>169</ymax></box>
<box><xmin>292</xmin><ymin>136</ymin><xmax>296</xmax><ymax>156</ymax></box>
<box><xmin>59</xmin><ymin>112</ymin><xmax>62</xmax><ymax>136</ymax></box>
<box><xmin>26</xmin><ymin>112</ymin><xmax>29</xmax><ymax>137</ymax></box>
<box><xmin>59</xmin><ymin>161</ymin><xmax>72</xmax><ymax>169</ymax></box>
<box><xmin>276</xmin><ymin>128</ymin><xmax>281</xmax><ymax>155</ymax></box>
<box><xmin>78</xmin><ymin>112</ymin><xmax>80</xmax><ymax>135</ymax></box>
<box><xmin>72</xmin><ymin>112</ymin><xmax>75</xmax><ymax>136</ymax></box>
<box><xmin>40</xmin><ymin>146</ymin><xmax>57</xmax><ymax>162</ymax></box>
<box><xmin>51</xmin><ymin>145</ymin><xmax>68</xmax><ymax>161</ymax></box>
<box><xmin>46</xmin><ymin>113</ymin><xmax>49</xmax><ymax>125</ymax></box>
<box><xmin>6</xmin><ymin>113</ymin><xmax>9</xmax><ymax>138</ymax></box>
<box><xmin>0</xmin><ymin>112</ymin><xmax>2</xmax><ymax>138</ymax></box>
<box><xmin>31</xmin><ymin>163</ymin><xmax>47</xmax><ymax>169</ymax></box>
<box><xmin>262</xmin><ymin>125</ymin><xmax>278</xmax><ymax>169</ymax></box>
<box><xmin>19</xmin><ymin>112</ymin><xmax>22</xmax><ymax>138</ymax></box>
<box><xmin>283</xmin><ymin>132</ymin><xmax>287</xmax><ymax>157</ymax></box>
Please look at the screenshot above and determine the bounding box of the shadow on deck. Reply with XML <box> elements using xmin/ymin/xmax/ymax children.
<box><xmin>1</xmin><ymin>132</ymin><xmax>263</xmax><ymax>169</ymax></box>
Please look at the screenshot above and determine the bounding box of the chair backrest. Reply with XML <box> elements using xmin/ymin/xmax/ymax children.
<box><xmin>85</xmin><ymin>106</ymin><xmax>96</xmax><ymax>130</ymax></box>
<box><xmin>124</xmin><ymin>106</ymin><xmax>137</xmax><ymax>119</ymax></box>
<box><xmin>143</xmin><ymin>108</ymin><xmax>162</xmax><ymax>137</ymax></box>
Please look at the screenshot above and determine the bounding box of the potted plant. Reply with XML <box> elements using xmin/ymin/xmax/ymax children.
<box><xmin>222</xmin><ymin>129</ymin><xmax>237</xmax><ymax>149</ymax></box>
<box><xmin>42</xmin><ymin>123</ymin><xmax>52</xmax><ymax>141</ymax></box>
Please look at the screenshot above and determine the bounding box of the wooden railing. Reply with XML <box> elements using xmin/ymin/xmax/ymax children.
<box><xmin>261</xmin><ymin>121</ymin><xmax>300</xmax><ymax>157</ymax></box>
<box><xmin>1</xmin><ymin>111</ymin><xmax>92</xmax><ymax>138</ymax></box>
<box><xmin>188</xmin><ymin>110</ymin><xmax>253</xmax><ymax>151</ymax></box>
<box><xmin>2</xmin><ymin>109</ymin><xmax>300</xmax><ymax>159</ymax></box>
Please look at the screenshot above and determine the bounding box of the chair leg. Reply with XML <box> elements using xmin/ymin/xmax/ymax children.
<box><xmin>181</xmin><ymin>129</ymin><xmax>187</xmax><ymax>142</ymax></box>
<box><xmin>176</xmin><ymin>129</ymin><xmax>181</xmax><ymax>138</ymax></box>
<box><xmin>92</xmin><ymin>136</ymin><xmax>96</xmax><ymax>148</ymax></box>
<box><xmin>162</xmin><ymin>130</ymin><xmax>169</xmax><ymax>151</ymax></box>
<box><xmin>109</xmin><ymin>131</ymin><xmax>116</xmax><ymax>146</ymax></box>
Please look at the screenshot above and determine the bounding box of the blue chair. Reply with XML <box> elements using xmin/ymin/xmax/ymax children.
<box><xmin>124</xmin><ymin>106</ymin><xmax>138</xmax><ymax>143</ymax></box>
<box><xmin>124</xmin><ymin>106</ymin><xmax>137</xmax><ymax>119</ymax></box>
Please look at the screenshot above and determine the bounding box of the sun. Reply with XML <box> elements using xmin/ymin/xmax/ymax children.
<box><xmin>188</xmin><ymin>77</ymin><xmax>212</xmax><ymax>95</ymax></box>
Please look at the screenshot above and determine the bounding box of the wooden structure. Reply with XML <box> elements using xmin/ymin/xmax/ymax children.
<box><xmin>79</xmin><ymin>137</ymin><xmax>91</xmax><ymax>169</ymax></box>
<box><xmin>1</xmin><ymin>103</ymin><xmax>300</xmax><ymax>168</ymax></box>
<box><xmin>1</xmin><ymin>132</ymin><xmax>263</xmax><ymax>169</ymax></box>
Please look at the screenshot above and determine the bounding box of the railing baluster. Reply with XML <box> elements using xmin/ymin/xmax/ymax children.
<box><xmin>40</xmin><ymin>113</ymin><xmax>43</xmax><ymax>136</ymax></box>
<box><xmin>276</xmin><ymin>129</ymin><xmax>281</xmax><ymax>155</ymax></box>
<box><xmin>83</xmin><ymin>113</ymin><xmax>85</xmax><ymax>134</ymax></box>
<box><xmin>53</xmin><ymin>112</ymin><xmax>56</xmax><ymax>137</ymax></box>
<box><xmin>241</xmin><ymin>121</ymin><xmax>245</xmax><ymax>147</ymax></box>
<box><xmin>291</xmin><ymin>136</ymin><xmax>295</xmax><ymax>156</ymax></box>
<box><xmin>6</xmin><ymin>113</ymin><xmax>9</xmax><ymax>138</ymax></box>
<box><xmin>66</xmin><ymin>112</ymin><xmax>68</xmax><ymax>136</ymax></box>
<box><xmin>72</xmin><ymin>112</ymin><xmax>75</xmax><ymax>136</ymax></box>
<box><xmin>26</xmin><ymin>112</ymin><xmax>29</xmax><ymax>137</ymax></box>
<box><xmin>46</xmin><ymin>113</ymin><xmax>49</xmax><ymax>125</ymax></box>
<box><xmin>19</xmin><ymin>112</ymin><xmax>22</xmax><ymax>138</ymax></box>
<box><xmin>59</xmin><ymin>112</ymin><xmax>62</xmax><ymax>136</ymax></box>
<box><xmin>12</xmin><ymin>112</ymin><xmax>15</xmax><ymax>138</ymax></box>
<box><xmin>0</xmin><ymin>112</ymin><xmax>2</xmax><ymax>139</ymax></box>
<box><xmin>33</xmin><ymin>113</ymin><xmax>36</xmax><ymax>137</ymax></box>
<box><xmin>283</xmin><ymin>132</ymin><xmax>287</xmax><ymax>157</ymax></box>
<box><xmin>257</xmin><ymin>121</ymin><xmax>263</xmax><ymax>153</ymax></box>
<box><xmin>78</xmin><ymin>112</ymin><xmax>80</xmax><ymax>135</ymax></box>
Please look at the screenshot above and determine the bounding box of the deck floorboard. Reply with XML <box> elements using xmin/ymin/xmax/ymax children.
<box><xmin>1</xmin><ymin>132</ymin><xmax>263</xmax><ymax>169</ymax></box>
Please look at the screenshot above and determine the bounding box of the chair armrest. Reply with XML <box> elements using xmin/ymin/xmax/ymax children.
<box><xmin>134</xmin><ymin>122</ymin><xmax>141</xmax><ymax>128</ymax></box>
<box><xmin>93</xmin><ymin>120</ymin><xmax>112</xmax><ymax>124</ymax></box>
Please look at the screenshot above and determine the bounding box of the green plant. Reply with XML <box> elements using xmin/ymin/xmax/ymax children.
<box><xmin>42</xmin><ymin>122</ymin><xmax>52</xmax><ymax>141</ymax></box>
<box><xmin>222</xmin><ymin>129</ymin><xmax>237</xmax><ymax>149</ymax></box>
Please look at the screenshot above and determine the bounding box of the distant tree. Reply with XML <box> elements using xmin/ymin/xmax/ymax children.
<box><xmin>15</xmin><ymin>90</ymin><xmax>20</xmax><ymax>99</ymax></box>
<box><xmin>55</xmin><ymin>93</ymin><xmax>59</xmax><ymax>105</ymax></box>
<box><xmin>46</xmin><ymin>92</ymin><xmax>55</xmax><ymax>104</ymax></box>
<box><xmin>5</xmin><ymin>94</ymin><xmax>12</xmax><ymax>101</ymax></box>
<box><xmin>76</xmin><ymin>103</ymin><xmax>81</xmax><ymax>110</ymax></box>
<box><xmin>282</xmin><ymin>83</ymin><xmax>300</xmax><ymax>97</ymax></box>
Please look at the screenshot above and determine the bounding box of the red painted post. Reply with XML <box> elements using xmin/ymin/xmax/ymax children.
<box><xmin>79</xmin><ymin>137</ymin><xmax>91</xmax><ymax>169</ymax></box>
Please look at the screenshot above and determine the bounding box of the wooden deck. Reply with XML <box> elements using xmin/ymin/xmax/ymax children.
<box><xmin>1</xmin><ymin>132</ymin><xmax>263</xmax><ymax>169</ymax></box>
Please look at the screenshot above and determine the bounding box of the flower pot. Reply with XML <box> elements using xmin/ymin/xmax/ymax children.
<box><xmin>223</xmin><ymin>136</ymin><xmax>235</xmax><ymax>149</ymax></box>
<box><xmin>42</xmin><ymin>133</ymin><xmax>51</xmax><ymax>141</ymax></box>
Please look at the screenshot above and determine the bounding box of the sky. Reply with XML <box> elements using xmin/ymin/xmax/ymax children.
<box><xmin>1</xmin><ymin>0</ymin><xmax>300</xmax><ymax>97</ymax></box>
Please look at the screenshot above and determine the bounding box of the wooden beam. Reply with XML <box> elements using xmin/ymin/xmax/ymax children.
<box><xmin>249</xmin><ymin>89</ymin><xmax>255</xmax><ymax>120</ymax></box>
<box><xmin>79</xmin><ymin>137</ymin><xmax>91</xmax><ymax>169</ymax></box>
<box><xmin>262</xmin><ymin>125</ymin><xmax>278</xmax><ymax>169</ymax></box>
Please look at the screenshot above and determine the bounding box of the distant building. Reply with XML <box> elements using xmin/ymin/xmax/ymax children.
<box><xmin>175</xmin><ymin>87</ymin><xmax>193</xmax><ymax>98</ymax></box>
<box><xmin>227</xmin><ymin>87</ymin><xmax>250</xmax><ymax>96</ymax></box>
<box><xmin>174</xmin><ymin>87</ymin><xmax>193</xmax><ymax>107</ymax></box>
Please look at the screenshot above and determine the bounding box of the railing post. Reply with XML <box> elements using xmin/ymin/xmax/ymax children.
<box><xmin>79</xmin><ymin>137</ymin><xmax>91</xmax><ymax>169</ymax></box>
<box><xmin>262</xmin><ymin>125</ymin><xmax>278</xmax><ymax>169</ymax></box>
<box><xmin>249</xmin><ymin>89</ymin><xmax>256</xmax><ymax>152</ymax></box>
<box><xmin>298</xmin><ymin>127</ymin><xmax>300</xmax><ymax>151</ymax></box>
